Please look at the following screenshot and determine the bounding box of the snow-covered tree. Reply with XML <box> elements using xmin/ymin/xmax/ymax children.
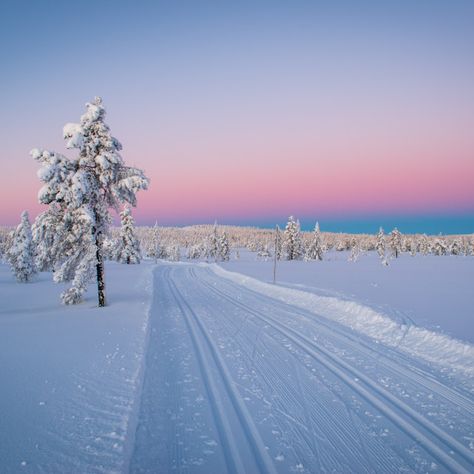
<box><xmin>375</xmin><ymin>227</ymin><xmax>385</xmax><ymax>258</ymax></box>
<box><xmin>186</xmin><ymin>244</ymin><xmax>202</xmax><ymax>260</ymax></box>
<box><xmin>32</xmin><ymin>204</ymin><xmax>63</xmax><ymax>271</ymax></box>
<box><xmin>147</xmin><ymin>222</ymin><xmax>160</xmax><ymax>261</ymax></box>
<box><xmin>207</xmin><ymin>222</ymin><xmax>220</xmax><ymax>262</ymax></box>
<box><xmin>167</xmin><ymin>244</ymin><xmax>180</xmax><ymax>262</ymax></box>
<box><xmin>375</xmin><ymin>227</ymin><xmax>388</xmax><ymax>265</ymax></box>
<box><xmin>449</xmin><ymin>238</ymin><xmax>462</xmax><ymax>256</ymax></box>
<box><xmin>7</xmin><ymin>211</ymin><xmax>37</xmax><ymax>282</ymax></box>
<box><xmin>32</xmin><ymin>97</ymin><xmax>149</xmax><ymax>305</ymax></box>
<box><xmin>101</xmin><ymin>237</ymin><xmax>115</xmax><ymax>261</ymax></box>
<box><xmin>409</xmin><ymin>238</ymin><xmax>418</xmax><ymax>257</ymax></box>
<box><xmin>348</xmin><ymin>237</ymin><xmax>361</xmax><ymax>262</ymax></box>
<box><xmin>389</xmin><ymin>227</ymin><xmax>402</xmax><ymax>259</ymax></box>
<box><xmin>257</xmin><ymin>244</ymin><xmax>272</xmax><ymax>260</ymax></box>
<box><xmin>274</xmin><ymin>225</ymin><xmax>282</xmax><ymax>261</ymax></box>
<box><xmin>432</xmin><ymin>238</ymin><xmax>447</xmax><ymax>256</ymax></box>
<box><xmin>419</xmin><ymin>234</ymin><xmax>430</xmax><ymax>255</ymax></box>
<box><xmin>306</xmin><ymin>222</ymin><xmax>324</xmax><ymax>261</ymax></box>
<box><xmin>115</xmin><ymin>207</ymin><xmax>141</xmax><ymax>264</ymax></box>
<box><xmin>284</xmin><ymin>216</ymin><xmax>303</xmax><ymax>260</ymax></box>
<box><xmin>219</xmin><ymin>232</ymin><xmax>230</xmax><ymax>261</ymax></box>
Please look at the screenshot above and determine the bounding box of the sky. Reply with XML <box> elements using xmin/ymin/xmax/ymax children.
<box><xmin>0</xmin><ymin>0</ymin><xmax>473</xmax><ymax>234</ymax></box>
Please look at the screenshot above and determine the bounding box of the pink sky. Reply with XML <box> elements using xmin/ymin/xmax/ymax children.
<box><xmin>1</xmin><ymin>1</ymin><xmax>473</xmax><ymax>228</ymax></box>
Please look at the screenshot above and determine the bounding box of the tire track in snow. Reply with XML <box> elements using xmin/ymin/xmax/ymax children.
<box><xmin>194</xmin><ymin>267</ymin><xmax>474</xmax><ymax>473</ymax></box>
<box><xmin>166</xmin><ymin>267</ymin><xmax>277</xmax><ymax>474</ymax></box>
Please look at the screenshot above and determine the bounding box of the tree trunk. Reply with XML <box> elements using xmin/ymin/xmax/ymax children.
<box><xmin>95</xmin><ymin>231</ymin><xmax>106</xmax><ymax>307</ymax></box>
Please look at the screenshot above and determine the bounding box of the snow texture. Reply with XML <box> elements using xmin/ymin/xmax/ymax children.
<box><xmin>0</xmin><ymin>262</ymin><xmax>153</xmax><ymax>473</ymax></box>
<box><xmin>1</xmin><ymin>256</ymin><xmax>473</xmax><ymax>473</ymax></box>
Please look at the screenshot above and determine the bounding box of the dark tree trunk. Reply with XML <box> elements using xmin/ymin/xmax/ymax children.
<box><xmin>95</xmin><ymin>231</ymin><xmax>106</xmax><ymax>307</ymax></box>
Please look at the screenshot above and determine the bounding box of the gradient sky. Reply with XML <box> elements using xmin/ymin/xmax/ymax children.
<box><xmin>1</xmin><ymin>0</ymin><xmax>473</xmax><ymax>233</ymax></box>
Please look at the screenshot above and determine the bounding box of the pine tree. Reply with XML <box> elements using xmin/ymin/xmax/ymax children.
<box><xmin>284</xmin><ymin>216</ymin><xmax>303</xmax><ymax>260</ymax></box>
<box><xmin>375</xmin><ymin>227</ymin><xmax>388</xmax><ymax>265</ymax></box>
<box><xmin>432</xmin><ymin>238</ymin><xmax>447</xmax><ymax>256</ymax></box>
<box><xmin>148</xmin><ymin>221</ymin><xmax>160</xmax><ymax>262</ymax></box>
<box><xmin>419</xmin><ymin>234</ymin><xmax>430</xmax><ymax>255</ymax></box>
<box><xmin>7</xmin><ymin>211</ymin><xmax>37</xmax><ymax>282</ymax></box>
<box><xmin>219</xmin><ymin>232</ymin><xmax>230</xmax><ymax>261</ymax></box>
<box><xmin>167</xmin><ymin>244</ymin><xmax>181</xmax><ymax>262</ymax></box>
<box><xmin>389</xmin><ymin>227</ymin><xmax>402</xmax><ymax>259</ymax></box>
<box><xmin>257</xmin><ymin>244</ymin><xmax>272</xmax><ymax>260</ymax></box>
<box><xmin>32</xmin><ymin>97</ymin><xmax>149</xmax><ymax>306</ymax></box>
<box><xmin>306</xmin><ymin>222</ymin><xmax>324</xmax><ymax>261</ymax></box>
<box><xmin>348</xmin><ymin>237</ymin><xmax>361</xmax><ymax>262</ymax></box>
<box><xmin>449</xmin><ymin>239</ymin><xmax>461</xmax><ymax>255</ymax></box>
<box><xmin>115</xmin><ymin>207</ymin><xmax>141</xmax><ymax>264</ymax></box>
<box><xmin>32</xmin><ymin>204</ymin><xmax>63</xmax><ymax>271</ymax></box>
<box><xmin>208</xmin><ymin>222</ymin><xmax>220</xmax><ymax>262</ymax></box>
<box><xmin>274</xmin><ymin>225</ymin><xmax>282</xmax><ymax>260</ymax></box>
<box><xmin>410</xmin><ymin>238</ymin><xmax>418</xmax><ymax>257</ymax></box>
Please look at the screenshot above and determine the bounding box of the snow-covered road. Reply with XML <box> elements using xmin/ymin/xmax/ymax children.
<box><xmin>130</xmin><ymin>263</ymin><xmax>474</xmax><ymax>474</ymax></box>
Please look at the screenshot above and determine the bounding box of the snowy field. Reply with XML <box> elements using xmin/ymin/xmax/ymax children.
<box><xmin>222</xmin><ymin>250</ymin><xmax>474</xmax><ymax>344</ymax></box>
<box><xmin>1</xmin><ymin>253</ymin><xmax>473</xmax><ymax>473</ymax></box>
<box><xmin>0</xmin><ymin>262</ymin><xmax>153</xmax><ymax>473</ymax></box>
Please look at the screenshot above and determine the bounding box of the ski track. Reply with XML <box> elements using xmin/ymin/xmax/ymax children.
<box><xmin>130</xmin><ymin>263</ymin><xmax>474</xmax><ymax>474</ymax></box>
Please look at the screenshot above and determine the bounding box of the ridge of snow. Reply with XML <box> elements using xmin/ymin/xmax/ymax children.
<box><xmin>209</xmin><ymin>264</ymin><xmax>474</xmax><ymax>378</ymax></box>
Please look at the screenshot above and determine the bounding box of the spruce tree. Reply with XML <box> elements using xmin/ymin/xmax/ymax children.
<box><xmin>389</xmin><ymin>227</ymin><xmax>402</xmax><ymax>259</ymax></box>
<box><xmin>219</xmin><ymin>232</ymin><xmax>230</xmax><ymax>261</ymax></box>
<box><xmin>375</xmin><ymin>227</ymin><xmax>388</xmax><ymax>265</ymax></box>
<box><xmin>284</xmin><ymin>216</ymin><xmax>303</xmax><ymax>260</ymax></box>
<box><xmin>32</xmin><ymin>204</ymin><xmax>62</xmax><ymax>271</ymax></box>
<box><xmin>32</xmin><ymin>97</ymin><xmax>149</xmax><ymax>306</ymax></box>
<box><xmin>306</xmin><ymin>222</ymin><xmax>324</xmax><ymax>261</ymax></box>
<box><xmin>208</xmin><ymin>222</ymin><xmax>220</xmax><ymax>262</ymax></box>
<box><xmin>115</xmin><ymin>207</ymin><xmax>141</xmax><ymax>264</ymax></box>
<box><xmin>7</xmin><ymin>211</ymin><xmax>37</xmax><ymax>282</ymax></box>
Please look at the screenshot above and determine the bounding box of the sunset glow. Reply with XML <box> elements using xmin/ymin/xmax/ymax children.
<box><xmin>1</xmin><ymin>1</ymin><xmax>473</xmax><ymax>233</ymax></box>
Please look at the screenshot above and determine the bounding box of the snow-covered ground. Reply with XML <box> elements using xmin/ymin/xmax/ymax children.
<box><xmin>1</xmin><ymin>254</ymin><xmax>473</xmax><ymax>473</ymax></box>
<box><xmin>0</xmin><ymin>262</ymin><xmax>153</xmax><ymax>473</ymax></box>
<box><xmin>221</xmin><ymin>250</ymin><xmax>474</xmax><ymax>344</ymax></box>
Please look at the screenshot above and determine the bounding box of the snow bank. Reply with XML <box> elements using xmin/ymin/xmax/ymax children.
<box><xmin>210</xmin><ymin>264</ymin><xmax>474</xmax><ymax>378</ymax></box>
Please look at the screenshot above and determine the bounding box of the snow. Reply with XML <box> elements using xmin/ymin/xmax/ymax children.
<box><xmin>130</xmin><ymin>263</ymin><xmax>474</xmax><ymax>473</ymax></box>
<box><xmin>1</xmin><ymin>253</ymin><xmax>473</xmax><ymax>473</ymax></box>
<box><xmin>220</xmin><ymin>250</ymin><xmax>474</xmax><ymax>344</ymax></box>
<box><xmin>0</xmin><ymin>262</ymin><xmax>153</xmax><ymax>473</ymax></box>
<box><xmin>63</xmin><ymin>122</ymin><xmax>84</xmax><ymax>150</ymax></box>
<box><xmin>213</xmin><ymin>254</ymin><xmax>474</xmax><ymax>378</ymax></box>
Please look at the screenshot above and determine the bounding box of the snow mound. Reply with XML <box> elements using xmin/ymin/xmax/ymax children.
<box><xmin>210</xmin><ymin>264</ymin><xmax>474</xmax><ymax>378</ymax></box>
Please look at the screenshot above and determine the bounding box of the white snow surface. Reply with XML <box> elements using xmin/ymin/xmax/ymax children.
<box><xmin>0</xmin><ymin>262</ymin><xmax>153</xmax><ymax>473</ymax></box>
<box><xmin>212</xmin><ymin>259</ymin><xmax>474</xmax><ymax>378</ymax></box>
<box><xmin>221</xmin><ymin>250</ymin><xmax>474</xmax><ymax>344</ymax></box>
<box><xmin>1</xmin><ymin>256</ymin><xmax>474</xmax><ymax>473</ymax></box>
<box><xmin>130</xmin><ymin>263</ymin><xmax>473</xmax><ymax>473</ymax></box>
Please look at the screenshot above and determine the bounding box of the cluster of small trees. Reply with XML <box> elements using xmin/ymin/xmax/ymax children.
<box><xmin>127</xmin><ymin>217</ymin><xmax>474</xmax><ymax>265</ymax></box>
<box><xmin>3</xmin><ymin>215</ymin><xmax>473</xmax><ymax>281</ymax></box>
